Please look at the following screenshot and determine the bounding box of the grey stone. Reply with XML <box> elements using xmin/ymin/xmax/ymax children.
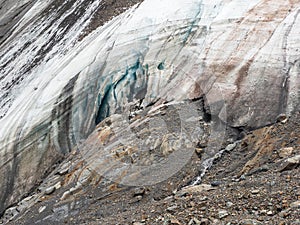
<box><xmin>239</xmin><ymin>219</ymin><xmax>263</xmax><ymax>225</ymax></box>
<box><xmin>211</xmin><ymin>180</ymin><xmax>222</xmax><ymax>187</ymax></box>
<box><xmin>218</xmin><ymin>209</ymin><xmax>229</xmax><ymax>219</ymax></box>
<box><xmin>287</xmin><ymin>155</ymin><xmax>300</xmax><ymax>164</ymax></box>
<box><xmin>17</xmin><ymin>198</ymin><xmax>30</xmax><ymax>211</ymax></box>
<box><xmin>188</xmin><ymin>218</ymin><xmax>202</xmax><ymax>225</ymax></box>
<box><xmin>1</xmin><ymin>206</ymin><xmax>19</xmax><ymax>223</ymax></box>
<box><xmin>133</xmin><ymin>187</ymin><xmax>145</xmax><ymax>196</ymax></box>
<box><xmin>291</xmin><ymin>220</ymin><xmax>300</xmax><ymax>225</ymax></box>
<box><xmin>44</xmin><ymin>186</ymin><xmax>55</xmax><ymax>195</ymax></box>
<box><xmin>54</xmin><ymin>182</ymin><xmax>62</xmax><ymax>190</ymax></box>
<box><xmin>38</xmin><ymin>206</ymin><xmax>46</xmax><ymax>213</ymax></box>
<box><xmin>226</xmin><ymin>202</ymin><xmax>234</xmax><ymax>208</ymax></box>
<box><xmin>290</xmin><ymin>201</ymin><xmax>300</xmax><ymax>208</ymax></box>
<box><xmin>280</xmin><ymin>155</ymin><xmax>300</xmax><ymax>171</ymax></box>
<box><xmin>58</xmin><ymin>167</ymin><xmax>69</xmax><ymax>176</ymax></box>
<box><xmin>225</xmin><ymin>143</ymin><xmax>237</xmax><ymax>151</ymax></box>
<box><xmin>240</xmin><ymin>175</ymin><xmax>246</xmax><ymax>180</ymax></box>
<box><xmin>166</xmin><ymin>205</ymin><xmax>178</xmax><ymax>212</ymax></box>
<box><xmin>279</xmin><ymin>209</ymin><xmax>290</xmax><ymax>217</ymax></box>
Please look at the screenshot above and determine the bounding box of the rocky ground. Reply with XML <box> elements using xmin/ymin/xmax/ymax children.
<box><xmin>1</xmin><ymin>105</ymin><xmax>299</xmax><ymax>225</ymax></box>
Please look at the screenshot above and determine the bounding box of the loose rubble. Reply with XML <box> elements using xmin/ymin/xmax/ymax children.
<box><xmin>1</xmin><ymin>110</ymin><xmax>299</xmax><ymax>225</ymax></box>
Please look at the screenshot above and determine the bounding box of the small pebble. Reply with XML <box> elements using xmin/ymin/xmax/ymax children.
<box><xmin>44</xmin><ymin>186</ymin><xmax>55</xmax><ymax>195</ymax></box>
<box><xmin>166</xmin><ymin>205</ymin><xmax>178</xmax><ymax>212</ymax></box>
<box><xmin>226</xmin><ymin>202</ymin><xmax>234</xmax><ymax>208</ymax></box>
<box><xmin>211</xmin><ymin>181</ymin><xmax>222</xmax><ymax>187</ymax></box>
<box><xmin>251</xmin><ymin>189</ymin><xmax>260</xmax><ymax>194</ymax></box>
<box><xmin>218</xmin><ymin>209</ymin><xmax>229</xmax><ymax>219</ymax></box>
<box><xmin>38</xmin><ymin>206</ymin><xmax>46</xmax><ymax>213</ymax></box>
<box><xmin>225</xmin><ymin>143</ymin><xmax>237</xmax><ymax>151</ymax></box>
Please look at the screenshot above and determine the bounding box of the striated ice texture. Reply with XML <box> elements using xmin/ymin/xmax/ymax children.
<box><xmin>0</xmin><ymin>0</ymin><xmax>299</xmax><ymax>214</ymax></box>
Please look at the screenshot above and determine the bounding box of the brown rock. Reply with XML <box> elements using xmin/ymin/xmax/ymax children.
<box><xmin>170</xmin><ymin>218</ymin><xmax>182</xmax><ymax>225</ymax></box>
<box><xmin>278</xmin><ymin>147</ymin><xmax>294</xmax><ymax>158</ymax></box>
<box><xmin>177</xmin><ymin>184</ymin><xmax>215</xmax><ymax>196</ymax></box>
